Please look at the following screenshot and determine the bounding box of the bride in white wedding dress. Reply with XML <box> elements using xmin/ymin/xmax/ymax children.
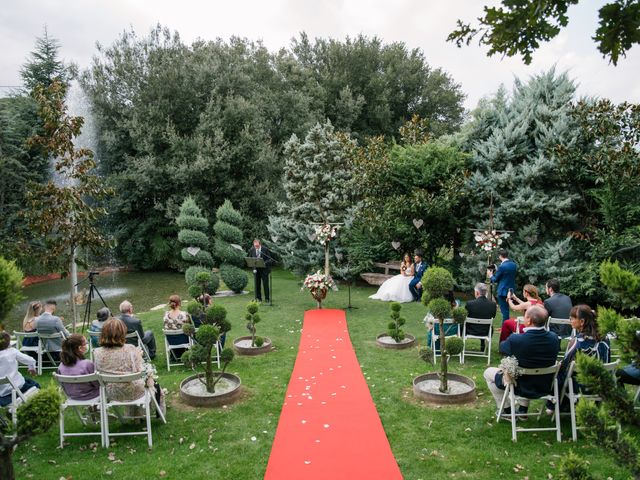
<box><xmin>369</xmin><ymin>253</ymin><xmax>415</xmax><ymax>303</ymax></box>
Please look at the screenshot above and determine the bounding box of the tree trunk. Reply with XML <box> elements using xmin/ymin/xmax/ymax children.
<box><xmin>324</xmin><ymin>243</ymin><xmax>330</xmax><ymax>277</ymax></box>
<box><xmin>438</xmin><ymin>318</ymin><xmax>448</xmax><ymax>393</ymax></box>
<box><xmin>0</xmin><ymin>447</ymin><xmax>15</xmax><ymax>480</ymax></box>
<box><xmin>69</xmin><ymin>246</ymin><xmax>78</xmax><ymax>331</ymax></box>
<box><xmin>205</xmin><ymin>345</ymin><xmax>214</xmax><ymax>393</ymax></box>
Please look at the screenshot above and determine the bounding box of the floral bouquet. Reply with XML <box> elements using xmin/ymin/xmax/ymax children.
<box><xmin>143</xmin><ymin>361</ymin><xmax>158</xmax><ymax>388</ymax></box>
<box><xmin>301</xmin><ymin>270</ymin><xmax>337</xmax><ymax>307</ymax></box>
<box><xmin>314</xmin><ymin>223</ymin><xmax>339</xmax><ymax>246</ymax></box>
<box><xmin>498</xmin><ymin>355</ymin><xmax>523</xmax><ymax>386</ymax></box>
<box><xmin>474</xmin><ymin>230</ymin><xmax>509</xmax><ymax>252</ymax></box>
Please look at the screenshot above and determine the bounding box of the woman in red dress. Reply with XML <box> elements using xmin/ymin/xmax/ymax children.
<box><xmin>499</xmin><ymin>284</ymin><xmax>545</xmax><ymax>342</ymax></box>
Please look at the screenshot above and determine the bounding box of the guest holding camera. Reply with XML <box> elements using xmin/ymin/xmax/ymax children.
<box><xmin>499</xmin><ymin>284</ymin><xmax>544</xmax><ymax>342</ymax></box>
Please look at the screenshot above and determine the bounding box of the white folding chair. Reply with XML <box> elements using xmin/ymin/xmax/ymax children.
<box><xmin>87</xmin><ymin>331</ymin><xmax>102</xmax><ymax>360</ymax></box>
<box><xmin>513</xmin><ymin>316</ymin><xmax>525</xmax><ymax>334</ymax></box>
<box><xmin>562</xmin><ymin>360</ymin><xmax>619</xmax><ymax>441</ymax></box>
<box><xmin>461</xmin><ymin>317</ymin><xmax>493</xmax><ymax>365</ymax></box>
<box><xmin>98</xmin><ymin>372</ymin><xmax>165</xmax><ymax>448</ymax></box>
<box><xmin>36</xmin><ymin>332</ymin><xmax>64</xmax><ymax>375</ymax></box>
<box><xmin>53</xmin><ymin>372</ymin><xmax>105</xmax><ymax>448</ymax></box>
<box><xmin>496</xmin><ymin>362</ymin><xmax>562</xmax><ymax>442</ymax></box>
<box><xmin>547</xmin><ymin>317</ymin><xmax>576</xmax><ymax>357</ymax></box>
<box><xmin>427</xmin><ymin>317</ymin><xmax>461</xmax><ymax>364</ymax></box>
<box><xmin>163</xmin><ymin>330</ymin><xmax>191</xmax><ymax>371</ymax></box>
<box><xmin>13</xmin><ymin>331</ymin><xmax>40</xmax><ymax>371</ymax></box>
<box><xmin>0</xmin><ymin>376</ymin><xmax>39</xmax><ymax>431</ymax></box>
<box><xmin>125</xmin><ymin>331</ymin><xmax>151</xmax><ymax>362</ymax></box>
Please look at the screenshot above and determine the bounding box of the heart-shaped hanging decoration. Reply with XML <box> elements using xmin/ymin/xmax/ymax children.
<box><xmin>186</xmin><ymin>246</ymin><xmax>201</xmax><ymax>257</ymax></box>
<box><xmin>413</xmin><ymin>218</ymin><xmax>424</xmax><ymax>229</ymax></box>
<box><xmin>391</xmin><ymin>241</ymin><xmax>401</xmax><ymax>250</ymax></box>
<box><xmin>308</xmin><ymin>233</ymin><xmax>317</xmax><ymax>242</ymax></box>
<box><xmin>525</xmin><ymin>235</ymin><xmax>538</xmax><ymax>247</ymax></box>
<box><xmin>335</xmin><ymin>252</ymin><xmax>344</xmax><ymax>261</ymax></box>
<box><xmin>271</xmin><ymin>235</ymin><xmax>279</xmax><ymax>243</ymax></box>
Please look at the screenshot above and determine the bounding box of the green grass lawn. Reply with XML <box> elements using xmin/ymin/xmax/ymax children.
<box><xmin>14</xmin><ymin>269</ymin><xmax>624</xmax><ymax>479</ymax></box>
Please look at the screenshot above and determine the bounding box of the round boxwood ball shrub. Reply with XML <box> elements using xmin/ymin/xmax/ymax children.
<box><xmin>221</xmin><ymin>264</ymin><xmax>248</xmax><ymax>293</ymax></box>
<box><xmin>445</xmin><ymin>336</ymin><xmax>464</xmax><ymax>356</ymax></box>
<box><xmin>422</xmin><ymin>267</ymin><xmax>454</xmax><ymax>305</ymax></box>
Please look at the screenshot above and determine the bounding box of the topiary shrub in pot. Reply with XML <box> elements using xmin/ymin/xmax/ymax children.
<box><xmin>422</xmin><ymin>267</ymin><xmax>468</xmax><ymax>393</ymax></box>
<box><xmin>213</xmin><ymin>200</ymin><xmax>248</xmax><ymax>293</ymax></box>
<box><xmin>182</xmin><ymin>304</ymin><xmax>235</xmax><ymax>394</ymax></box>
<box><xmin>233</xmin><ymin>301</ymin><xmax>272</xmax><ymax>355</ymax></box>
<box><xmin>376</xmin><ymin>302</ymin><xmax>416</xmax><ymax>349</ymax></box>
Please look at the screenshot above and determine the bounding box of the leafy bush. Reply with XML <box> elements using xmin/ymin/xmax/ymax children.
<box><xmin>213</xmin><ymin>222</ymin><xmax>242</xmax><ymax>245</ymax></box>
<box><xmin>387</xmin><ymin>301</ymin><xmax>406</xmax><ymax>342</ymax></box>
<box><xmin>213</xmin><ymin>200</ymin><xmax>245</xmax><ymax>268</ymax></box>
<box><xmin>0</xmin><ymin>257</ymin><xmax>24</xmax><ymax>324</ymax></box>
<box><xmin>452</xmin><ymin>306</ymin><xmax>468</xmax><ymax>324</ymax></box>
<box><xmin>181</xmin><ymin>248</ymin><xmax>214</xmax><ymax>266</ymax></box>
<box><xmin>221</xmin><ymin>264</ymin><xmax>248</xmax><ymax>293</ymax></box>
<box><xmin>426</xmin><ymin>298</ymin><xmax>452</xmax><ymax>321</ymax></box>
<box><xmin>244</xmin><ymin>301</ymin><xmax>263</xmax><ymax>347</ymax></box>
<box><xmin>216</xmin><ymin>200</ymin><xmax>243</xmax><ymax>226</ymax></box>
<box><xmin>185</xmin><ymin>266</ymin><xmax>219</xmax><ymax>296</ymax></box>
<box><xmin>178</xmin><ymin>229</ymin><xmax>210</xmax><ymax>249</ymax></box>
<box><xmin>176</xmin><ymin>197</ymin><xmax>214</xmax><ymax>282</ymax></box>
<box><xmin>558</xmin><ymin>450</ymin><xmax>595</xmax><ymax>480</ymax></box>
<box><xmin>214</xmin><ymin>241</ymin><xmax>245</xmax><ymax>266</ymax></box>
<box><xmin>445</xmin><ymin>336</ymin><xmax>464</xmax><ymax>356</ymax></box>
<box><xmin>422</xmin><ymin>267</ymin><xmax>454</xmax><ymax>304</ymax></box>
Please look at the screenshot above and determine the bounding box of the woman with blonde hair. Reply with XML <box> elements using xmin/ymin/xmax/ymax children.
<box><xmin>499</xmin><ymin>284</ymin><xmax>545</xmax><ymax>341</ymax></box>
<box><xmin>20</xmin><ymin>300</ymin><xmax>42</xmax><ymax>349</ymax></box>
<box><xmin>163</xmin><ymin>295</ymin><xmax>192</xmax><ymax>360</ymax></box>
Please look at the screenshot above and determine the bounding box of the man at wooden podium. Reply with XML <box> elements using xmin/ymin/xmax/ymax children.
<box><xmin>248</xmin><ymin>239</ymin><xmax>273</xmax><ymax>302</ymax></box>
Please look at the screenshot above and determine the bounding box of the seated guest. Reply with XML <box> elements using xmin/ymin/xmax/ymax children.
<box><xmin>35</xmin><ymin>299</ymin><xmax>70</xmax><ymax>361</ymax></box>
<box><xmin>163</xmin><ymin>295</ymin><xmax>192</xmax><ymax>360</ymax></box>
<box><xmin>499</xmin><ymin>285</ymin><xmax>545</xmax><ymax>342</ymax></box>
<box><xmin>89</xmin><ymin>307</ymin><xmax>111</xmax><ymax>348</ymax></box>
<box><xmin>118</xmin><ymin>300</ymin><xmax>156</xmax><ymax>360</ymax></box>
<box><xmin>57</xmin><ymin>334</ymin><xmax>100</xmax><ymax>400</ymax></box>
<box><xmin>543</xmin><ymin>278</ymin><xmax>573</xmax><ymax>337</ymax></box>
<box><xmin>0</xmin><ymin>331</ymin><xmax>39</xmax><ymax>407</ymax></box>
<box><xmin>617</xmin><ymin>362</ymin><xmax>640</xmax><ymax>387</ymax></box>
<box><xmin>20</xmin><ymin>301</ymin><xmax>42</xmax><ymax>350</ymax></box>
<box><xmin>550</xmin><ymin>305</ymin><xmax>610</xmax><ymax>411</ymax></box>
<box><xmin>464</xmin><ymin>283</ymin><xmax>497</xmax><ymax>352</ymax></box>
<box><xmin>93</xmin><ymin>319</ymin><xmax>145</xmax><ymax>402</ymax></box>
<box><xmin>484</xmin><ymin>306</ymin><xmax>560</xmax><ymax>414</ymax></box>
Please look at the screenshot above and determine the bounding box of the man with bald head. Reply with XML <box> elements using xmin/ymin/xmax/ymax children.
<box><xmin>484</xmin><ymin>305</ymin><xmax>560</xmax><ymax>414</ymax></box>
<box><xmin>118</xmin><ymin>300</ymin><xmax>156</xmax><ymax>359</ymax></box>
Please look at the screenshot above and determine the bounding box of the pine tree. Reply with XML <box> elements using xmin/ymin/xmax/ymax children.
<box><xmin>176</xmin><ymin>196</ymin><xmax>217</xmax><ymax>293</ymax></box>
<box><xmin>20</xmin><ymin>27</ymin><xmax>73</xmax><ymax>92</ymax></box>
<box><xmin>267</xmin><ymin>121</ymin><xmax>355</xmax><ymax>275</ymax></box>
<box><xmin>213</xmin><ymin>200</ymin><xmax>248</xmax><ymax>293</ymax></box>
<box><xmin>460</xmin><ymin>69</ymin><xmax>582</xmax><ymax>288</ymax></box>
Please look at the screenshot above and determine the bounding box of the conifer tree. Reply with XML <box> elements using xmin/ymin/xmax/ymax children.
<box><xmin>213</xmin><ymin>200</ymin><xmax>248</xmax><ymax>293</ymax></box>
<box><xmin>460</xmin><ymin>69</ymin><xmax>582</xmax><ymax>288</ymax></box>
<box><xmin>176</xmin><ymin>197</ymin><xmax>217</xmax><ymax>293</ymax></box>
<box><xmin>267</xmin><ymin>121</ymin><xmax>355</xmax><ymax>275</ymax></box>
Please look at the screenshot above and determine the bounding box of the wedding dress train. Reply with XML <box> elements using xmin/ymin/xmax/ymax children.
<box><xmin>369</xmin><ymin>274</ymin><xmax>414</xmax><ymax>303</ymax></box>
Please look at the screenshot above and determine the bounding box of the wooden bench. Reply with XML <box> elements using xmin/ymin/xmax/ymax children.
<box><xmin>361</xmin><ymin>261</ymin><xmax>402</xmax><ymax>286</ymax></box>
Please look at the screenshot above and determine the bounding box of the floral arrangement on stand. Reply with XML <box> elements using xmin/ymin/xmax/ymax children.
<box><xmin>314</xmin><ymin>223</ymin><xmax>339</xmax><ymax>246</ymax></box>
<box><xmin>301</xmin><ymin>270</ymin><xmax>336</xmax><ymax>309</ymax></box>
<box><xmin>474</xmin><ymin>229</ymin><xmax>509</xmax><ymax>252</ymax></box>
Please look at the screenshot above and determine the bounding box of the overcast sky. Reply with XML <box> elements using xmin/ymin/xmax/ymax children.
<box><xmin>1</xmin><ymin>0</ymin><xmax>638</xmax><ymax>110</ymax></box>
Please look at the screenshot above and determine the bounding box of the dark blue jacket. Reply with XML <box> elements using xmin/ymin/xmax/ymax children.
<box><xmin>414</xmin><ymin>262</ymin><xmax>427</xmax><ymax>281</ymax></box>
<box><xmin>491</xmin><ymin>259</ymin><xmax>517</xmax><ymax>297</ymax></box>
<box><xmin>496</xmin><ymin>328</ymin><xmax>560</xmax><ymax>398</ymax></box>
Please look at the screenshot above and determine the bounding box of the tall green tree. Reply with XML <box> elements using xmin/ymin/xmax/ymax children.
<box><xmin>22</xmin><ymin>80</ymin><xmax>112</xmax><ymax>328</ymax></box>
<box><xmin>449</xmin><ymin>0</ymin><xmax>640</xmax><ymax>65</ymax></box>
<box><xmin>213</xmin><ymin>200</ymin><xmax>248</xmax><ymax>293</ymax></box>
<box><xmin>20</xmin><ymin>26</ymin><xmax>74</xmax><ymax>91</ymax></box>
<box><xmin>267</xmin><ymin>121</ymin><xmax>355</xmax><ymax>275</ymax></box>
<box><xmin>459</xmin><ymin>69</ymin><xmax>582</xmax><ymax>289</ymax></box>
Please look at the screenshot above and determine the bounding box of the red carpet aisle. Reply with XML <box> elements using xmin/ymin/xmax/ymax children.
<box><xmin>264</xmin><ymin>309</ymin><xmax>403</xmax><ymax>479</ymax></box>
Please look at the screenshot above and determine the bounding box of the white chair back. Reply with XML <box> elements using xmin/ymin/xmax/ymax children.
<box><xmin>461</xmin><ymin>317</ymin><xmax>493</xmax><ymax>365</ymax></box>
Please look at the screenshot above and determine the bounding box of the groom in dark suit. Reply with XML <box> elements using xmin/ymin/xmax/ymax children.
<box><xmin>248</xmin><ymin>239</ymin><xmax>274</xmax><ymax>302</ymax></box>
<box><xmin>409</xmin><ymin>250</ymin><xmax>427</xmax><ymax>302</ymax></box>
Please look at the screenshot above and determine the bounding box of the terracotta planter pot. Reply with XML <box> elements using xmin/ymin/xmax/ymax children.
<box><xmin>233</xmin><ymin>336</ymin><xmax>273</xmax><ymax>355</ymax></box>
<box><xmin>412</xmin><ymin>372</ymin><xmax>476</xmax><ymax>405</ymax></box>
<box><xmin>375</xmin><ymin>333</ymin><xmax>416</xmax><ymax>350</ymax></box>
<box><xmin>179</xmin><ymin>373</ymin><xmax>242</xmax><ymax>407</ymax></box>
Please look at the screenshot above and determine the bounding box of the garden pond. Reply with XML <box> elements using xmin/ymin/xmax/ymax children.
<box><xmin>5</xmin><ymin>270</ymin><xmax>189</xmax><ymax>332</ymax></box>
